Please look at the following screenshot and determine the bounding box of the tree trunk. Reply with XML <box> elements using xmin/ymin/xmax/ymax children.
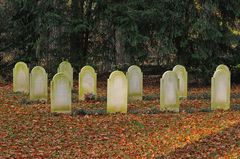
<box><xmin>115</xmin><ymin>28</ymin><xmax>125</xmax><ymax>68</ymax></box>
<box><xmin>47</xmin><ymin>0</ymin><xmax>62</xmax><ymax>73</ymax></box>
<box><xmin>70</xmin><ymin>0</ymin><xmax>83</xmax><ymax>68</ymax></box>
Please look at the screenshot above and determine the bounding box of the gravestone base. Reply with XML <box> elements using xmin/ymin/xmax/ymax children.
<box><xmin>211</xmin><ymin>103</ymin><xmax>230</xmax><ymax>111</ymax></box>
<box><xmin>179</xmin><ymin>96</ymin><xmax>187</xmax><ymax>100</ymax></box>
<box><xmin>51</xmin><ymin>107</ymin><xmax>71</xmax><ymax>113</ymax></box>
<box><xmin>160</xmin><ymin>105</ymin><xmax>179</xmax><ymax>113</ymax></box>
<box><xmin>107</xmin><ymin>106</ymin><xmax>127</xmax><ymax>114</ymax></box>
<box><xmin>128</xmin><ymin>95</ymin><xmax>142</xmax><ymax>101</ymax></box>
<box><xmin>30</xmin><ymin>97</ymin><xmax>48</xmax><ymax>102</ymax></box>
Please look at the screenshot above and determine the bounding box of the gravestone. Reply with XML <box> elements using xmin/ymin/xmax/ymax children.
<box><xmin>160</xmin><ymin>71</ymin><xmax>179</xmax><ymax>112</ymax></box>
<box><xmin>57</xmin><ymin>61</ymin><xmax>73</xmax><ymax>88</ymax></box>
<box><xmin>30</xmin><ymin>66</ymin><xmax>48</xmax><ymax>101</ymax></box>
<box><xmin>107</xmin><ymin>71</ymin><xmax>128</xmax><ymax>113</ymax></box>
<box><xmin>126</xmin><ymin>65</ymin><xmax>143</xmax><ymax>101</ymax></box>
<box><xmin>79</xmin><ymin>66</ymin><xmax>97</xmax><ymax>100</ymax></box>
<box><xmin>51</xmin><ymin>73</ymin><xmax>71</xmax><ymax>113</ymax></box>
<box><xmin>211</xmin><ymin>69</ymin><xmax>230</xmax><ymax>110</ymax></box>
<box><xmin>216</xmin><ymin>64</ymin><xmax>231</xmax><ymax>84</ymax></box>
<box><xmin>216</xmin><ymin>64</ymin><xmax>230</xmax><ymax>72</ymax></box>
<box><xmin>13</xmin><ymin>62</ymin><xmax>29</xmax><ymax>93</ymax></box>
<box><xmin>173</xmin><ymin>65</ymin><xmax>188</xmax><ymax>98</ymax></box>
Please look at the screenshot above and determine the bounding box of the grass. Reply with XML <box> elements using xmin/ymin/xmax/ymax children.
<box><xmin>1</xmin><ymin>80</ymin><xmax>240</xmax><ymax>158</ymax></box>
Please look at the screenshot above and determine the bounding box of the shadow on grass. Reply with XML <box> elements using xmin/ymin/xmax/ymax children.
<box><xmin>72</xmin><ymin>106</ymin><xmax>215</xmax><ymax>116</ymax></box>
<box><xmin>188</xmin><ymin>92</ymin><xmax>240</xmax><ymax>100</ymax></box>
<box><xmin>156</xmin><ymin>123</ymin><xmax>240</xmax><ymax>158</ymax></box>
<box><xmin>72</xmin><ymin>106</ymin><xmax>162</xmax><ymax>116</ymax></box>
<box><xmin>72</xmin><ymin>109</ymin><xmax>107</xmax><ymax>116</ymax></box>
<box><xmin>188</xmin><ymin>92</ymin><xmax>211</xmax><ymax>100</ymax></box>
<box><xmin>143</xmin><ymin>94</ymin><xmax>159</xmax><ymax>101</ymax></box>
<box><xmin>231</xmin><ymin>104</ymin><xmax>240</xmax><ymax>111</ymax></box>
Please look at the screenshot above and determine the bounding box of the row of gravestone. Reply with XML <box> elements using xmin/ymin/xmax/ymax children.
<box><xmin>13</xmin><ymin>61</ymin><xmax>96</xmax><ymax>99</ymax></box>
<box><xmin>160</xmin><ymin>64</ymin><xmax>231</xmax><ymax>112</ymax></box>
<box><xmin>13</xmin><ymin>61</ymin><xmax>230</xmax><ymax>113</ymax></box>
<box><xmin>13</xmin><ymin>62</ymin><xmax>142</xmax><ymax>113</ymax></box>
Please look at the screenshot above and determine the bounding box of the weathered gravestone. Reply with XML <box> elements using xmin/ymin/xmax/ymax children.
<box><xmin>79</xmin><ymin>66</ymin><xmax>97</xmax><ymax>100</ymax></box>
<box><xmin>160</xmin><ymin>71</ymin><xmax>179</xmax><ymax>112</ymax></box>
<box><xmin>173</xmin><ymin>65</ymin><xmax>188</xmax><ymax>98</ymax></box>
<box><xmin>30</xmin><ymin>66</ymin><xmax>48</xmax><ymax>101</ymax></box>
<box><xmin>126</xmin><ymin>65</ymin><xmax>143</xmax><ymax>101</ymax></box>
<box><xmin>13</xmin><ymin>62</ymin><xmax>29</xmax><ymax>93</ymax></box>
<box><xmin>107</xmin><ymin>71</ymin><xmax>128</xmax><ymax>113</ymax></box>
<box><xmin>211</xmin><ymin>68</ymin><xmax>230</xmax><ymax>110</ymax></box>
<box><xmin>57</xmin><ymin>61</ymin><xmax>73</xmax><ymax>88</ymax></box>
<box><xmin>216</xmin><ymin>64</ymin><xmax>230</xmax><ymax>73</ymax></box>
<box><xmin>51</xmin><ymin>73</ymin><xmax>71</xmax><ymax>113</ymax></box>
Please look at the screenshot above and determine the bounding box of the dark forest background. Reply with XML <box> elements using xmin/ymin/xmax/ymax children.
<box><xmin>0</xmin><ymin>0</ymin><xmax>240</xmax><ymax>84</ymax></box>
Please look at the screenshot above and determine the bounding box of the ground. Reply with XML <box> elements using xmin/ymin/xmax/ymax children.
<box><xmin>0</xmin><ymin>75</ymin><xmax>240</xmax><ymax>158</ymax></box>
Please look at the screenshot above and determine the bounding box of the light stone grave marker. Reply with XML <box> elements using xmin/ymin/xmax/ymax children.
<box><xmin>216</xmin><ymin>64</ymin><xmax>230</xmax><ymax>73</ymax></box>
<box><xmin>13</xmin><ymin>62</ymin><xmax>29</xmax><ymax>93</ymax></box>
<box><xmin>211</xmin><ymin>68</ymin><xmax>230</xmax><ymax>110</ymax></box>
<box><xmin>107</xmin><ymin>71</ymin><xmax>128</xmax><ymax>113</ymax></box>
<box><xmin>173</xmin><ymin>65</ymin><xmax>188</xmax><ymax>98</ymax></box>
<box><xmin>79</xmin><ymin>66</ymin><xmax>97</xmax><ymax>100</ymax></box>
<box><xmin>160</xmin><ymin>71</ymin><xmax>179</xmax><ymax>112</ymax></box>
<box><xmin>126</xmin><ymin>65</ymin><xmax>143</xmax><ymax>101</ymax></box>
<box><xmin>30</xmin><ymin>66</ymin><xmax>48</xmax><ymax>101</ymax></box>
<box><xmin>51</xmin><ymin>73</ymin><xmax>71</xmax><ymax>113</ymax></box>
<box><xmin>57</xmin><ymin>61</ymin><xmax>73</xmax><ymax>88</ymax></box>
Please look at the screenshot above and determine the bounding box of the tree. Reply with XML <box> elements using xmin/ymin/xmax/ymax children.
<box><xmin>0</xmin><ymin>0</ymin><xmax>239</xmax><ymax>82</ymax></box>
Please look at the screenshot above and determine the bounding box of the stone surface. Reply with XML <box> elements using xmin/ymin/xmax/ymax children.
<box><xmin>57</xmin><ymin>61</ymin><xmax>73</xmax><ymax>88</ymax></box>
<box><xmin>107</xmin><ymin>71</ymin><xmax>128</xmax><ymax>113</ymax></box>
<box><xmin>211</xmin><ymin>68</ymin><xmax>230</xmax><ymax>110</ymax></box>
<box><xmin>160</xmin><ymin>71</ymin><xmax>179</xmax><ymax>112</ymax></box>
<box><xmin>51</xmin><ymin>73</ymin><xmax>71</xmax><ymax>113</ymax></box>
<box><xmin>216</xmin><ymin>64</ymin><xmax>230</xmax><ymax>72</ymax></box>
<box><xmin>13</xmin><ymin>62</ymin><xmax>29</xmax><ymax>93</ymax></box>
<box><xmin>30</xmin><ymin>66</ymin><xmax>48</xmax><ymax>101</ymax></box>
<box><xmin>126</xmin><ymin>65</ymin><xmax>143</xmax><ymax>101</ymax></box>
<box><xmin>79</xmin><ymin>66</ymin><xmax>97</xmax><ymax>100</ymax></box>
<box><xmin>173</xmin><ymin>65</ymin><xmax>188</xmax><ymax>98</ymax></box>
